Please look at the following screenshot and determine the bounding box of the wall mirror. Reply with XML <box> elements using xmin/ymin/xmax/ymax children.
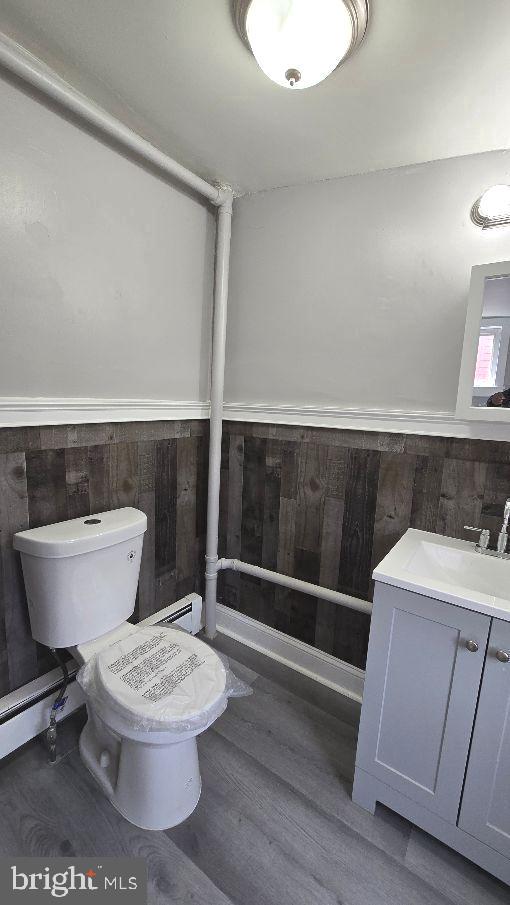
<box><xmin>457</xmin><ymin>261</ymin><xmax>510</xmax><ymax>421</ymax></box>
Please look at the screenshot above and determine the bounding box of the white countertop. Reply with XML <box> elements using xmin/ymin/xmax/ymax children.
<box><xmin>373</xmin><ymin>528</ymin><xmax>510</xmax><ymax>622</ymax></box>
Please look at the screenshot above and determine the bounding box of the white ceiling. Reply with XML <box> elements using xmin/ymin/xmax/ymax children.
<box><xmin>1</xmin><ymin>0</ymin><xmax>509</xmax><ymax>194</ymax></box>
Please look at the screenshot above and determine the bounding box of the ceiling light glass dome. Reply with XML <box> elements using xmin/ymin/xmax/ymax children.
<box><xmin>235</xmin><ymin>0</ymin><xmax>369</xmax><ymax>90</ymax></box>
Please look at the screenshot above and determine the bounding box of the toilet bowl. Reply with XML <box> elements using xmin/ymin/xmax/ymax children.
<box><xmin>13</xmin><ymin>508</ymin><xmax>233</xmax><ymax>830</ymax></box>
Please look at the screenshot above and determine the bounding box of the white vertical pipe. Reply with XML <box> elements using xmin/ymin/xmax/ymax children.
<box><xmin>205</xmin><ymin>190</ymin><xmax>234</xmax><ymax>638</ymax></box>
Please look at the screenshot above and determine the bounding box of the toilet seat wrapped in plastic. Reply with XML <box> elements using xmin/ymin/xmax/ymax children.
<box><xmin>77</xmin><ymin>625</ymin><xmax>250</xmax><ymax>733</ymax></box>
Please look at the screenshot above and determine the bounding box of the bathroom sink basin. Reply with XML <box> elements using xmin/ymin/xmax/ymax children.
<box><xmin>373</xmin><ymin>529</ymin><xmax>510</xmax><ymax>620</ymax></box>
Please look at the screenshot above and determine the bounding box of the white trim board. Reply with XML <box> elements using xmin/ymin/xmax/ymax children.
<box><xmin>0</xmin><ymin>398</ymin><xmax>209</xmax><ymax>427</ymax></box>
<box><xmin>215</xmin><ymin>603</ymin><xmax>364</xmax><ymax>703</ymax></box>
<box><xmin>223</xmin><ymin>401</ymin><xmax>510</xmax><ymax>441</ymax></box>
<box><xmin>2</xmin><ymin>397</ymin><xmax>510</xmax><ymax>440</ymax></box>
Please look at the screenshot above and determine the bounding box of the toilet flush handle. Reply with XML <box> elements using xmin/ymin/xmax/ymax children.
<box><xmin>99</xmin><ymin>750</ymin><xmax>111</xmax><ymax>769</ymax></box>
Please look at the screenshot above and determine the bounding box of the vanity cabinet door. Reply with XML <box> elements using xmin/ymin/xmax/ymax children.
<box><xmin>356</xmin><ymin>583</ymin><xmax>490</xmax><ymax>823</ymax></box>
<box><xmin>458</xmin><ymin>618</ymin><xmax>510</xmax><ymax>857</ymax></box>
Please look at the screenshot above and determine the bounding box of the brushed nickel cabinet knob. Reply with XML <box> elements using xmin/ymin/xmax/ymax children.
<box><xmin>466</xmin><ymin>640</ymin><xmax>479</xmax><ymax>653</ymax></box>
<box><xmin>496</xmin><ymin>649</ymin><xmax>510</xmax><ymax>663</ymax></box>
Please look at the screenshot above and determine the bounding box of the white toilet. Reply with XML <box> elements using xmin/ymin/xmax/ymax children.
<box><xmin>13</xmin><ymin>507</ymin><xmax>230</xmax><ymax>831</ymax></box>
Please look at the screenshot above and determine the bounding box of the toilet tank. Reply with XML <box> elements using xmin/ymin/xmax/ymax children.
<box><xmin>13</xmin><ymin>508</ymin><xmax>147</xmax><ymax>649</ymax></box>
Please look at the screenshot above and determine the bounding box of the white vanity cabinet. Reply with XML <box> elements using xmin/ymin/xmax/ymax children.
<box><xmin>353</xmin><ymin>581</ymin><xmax>510</xmax><ymax>886</ymax></box>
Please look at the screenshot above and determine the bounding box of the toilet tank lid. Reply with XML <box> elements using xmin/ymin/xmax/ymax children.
<box><xmin>13</xmin><ymin>507</ymin><xmax>147</xmax><ymax>558</ymax></box>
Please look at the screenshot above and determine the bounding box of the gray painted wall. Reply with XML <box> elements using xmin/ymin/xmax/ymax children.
<box><xmin>0</xmin><ymin>74</ymin><xmax>215</xmax><ymax>401</ymax></box>
<box><xmin>225</xmin><ymin>151</ymin><xmax>510</xmax><ymax>415</ymax></box>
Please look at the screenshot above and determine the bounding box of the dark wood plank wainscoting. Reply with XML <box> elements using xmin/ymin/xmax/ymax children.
<box><xmin>1</xmin><ymin>417</ymin><xmax>508</xmax><ymax>697</ymax></box>
<box><xmin>0</xmin><ymin>420</ymin><xmax>209</xmax><ymax>695</ymax></box>
<box><xmin>218</xmin><ymin>422</ymin><xmax>510</xmax><ymax>669</ymax></box>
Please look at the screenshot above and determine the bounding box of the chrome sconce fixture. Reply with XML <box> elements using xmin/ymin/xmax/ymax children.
<box><xmin>233</xmin><ymin>0</ymin><xmax>369</xmax><ymax>90</ymax></box>
<box><xmin>471</xmin><ymin>185</ymin><xmax>510</xmax><ymax>230</ymax></box>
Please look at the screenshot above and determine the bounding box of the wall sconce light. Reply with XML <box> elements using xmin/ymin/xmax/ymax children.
<box><xmin>233</xmin><ymin>0</ymin><xmax>369</xmax><ymax>90</ymax></box>
<box><xmin>471</xmin><ymin>185</ymin><xmax>510</xmax><ymax>229</ymax></box>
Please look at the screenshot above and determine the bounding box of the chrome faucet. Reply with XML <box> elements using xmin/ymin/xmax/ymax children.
<box><xmin>464</xmin><ymin>498</ymin><xmax>510</xmax><ymax>557</ymax></box>
<box><xmin>497</xmin><ymin>498</ymin><xmax>510</xmax><ymax>556</ymax></box>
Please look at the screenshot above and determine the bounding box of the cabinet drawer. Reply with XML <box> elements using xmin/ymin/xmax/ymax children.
<box><xmin>355</xmin><ymin>583</ymin><xmax>490</xmax><ymax>823</ymax></box>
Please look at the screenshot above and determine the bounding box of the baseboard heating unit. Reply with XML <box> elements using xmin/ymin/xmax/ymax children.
<box><xmin>0</xmin><ymin>593</ymin><xmax>203</xmax><ymax>760</ymax></box>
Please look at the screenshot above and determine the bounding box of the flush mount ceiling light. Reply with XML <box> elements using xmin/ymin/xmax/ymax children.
<box><xmin>233</xmin><ymin>0</ymin><xmax>369</xmax><ymax>90</ymax></box>
<box><xmin>471</xmin><ymin>185</ymin><xmax>510</xmax><ymax>229</ymax></box>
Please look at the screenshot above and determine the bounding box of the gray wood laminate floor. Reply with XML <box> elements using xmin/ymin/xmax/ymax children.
<box><xmin>0</xmin><ymin>643</ymin><xmax>507</xmax><ymax>905</ymax></box>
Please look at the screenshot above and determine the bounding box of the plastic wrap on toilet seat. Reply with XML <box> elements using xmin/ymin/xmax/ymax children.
<box><xmin>77</xmin><ymin>625</ymin><xmax>252</xmax><ymax>733</ymax></box>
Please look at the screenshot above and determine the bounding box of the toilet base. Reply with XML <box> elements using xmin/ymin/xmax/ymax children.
<box><xmin>79</xmin><ymin>707</ymin><xmax>202</xmax><ymax>830</ymax></box>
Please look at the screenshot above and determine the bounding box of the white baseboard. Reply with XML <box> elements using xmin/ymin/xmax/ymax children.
<box><xmin>0</xmin><ymin>597</ymin><xmax>359</xmax><ymax>760</ymax></box>
<box><xmin>215</xmin><ymin>603</ymin><xmax>364</xmax><ymax>703</ymax></box>
<box><xmin>223</xmin><ymin>401</ymin><xmax>510</xmax><ymax>441</ymax></box>
<box><xmin>0</xmin><ymin>397</ymin><xmax>209</xmax><ymax>427</ymax></box>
